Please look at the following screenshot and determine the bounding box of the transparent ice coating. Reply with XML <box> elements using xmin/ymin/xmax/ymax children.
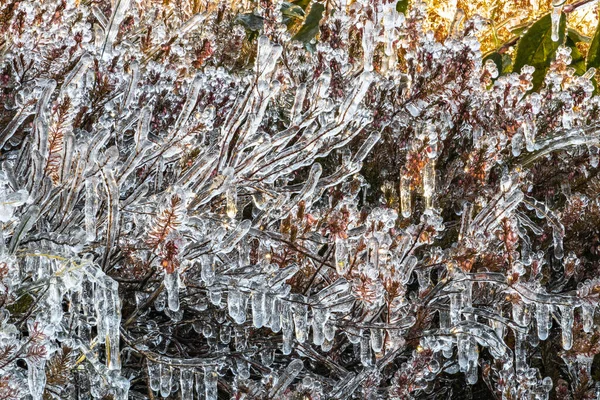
<box><xmin>0</xmin><ymin>0</ymin><xmax>598</xmax><ymax>399</ymax></box>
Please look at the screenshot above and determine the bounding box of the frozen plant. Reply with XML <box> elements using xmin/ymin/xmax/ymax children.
<box><xmin>0</xmin><ymin>0</ymin><xmax>600</xmax><ymax>399</ymax></box>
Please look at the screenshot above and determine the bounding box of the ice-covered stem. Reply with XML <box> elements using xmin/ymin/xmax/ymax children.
<box><xmin>101</xmin><ymin>0</ymin><xmax>132</xmax><ymax>58</ymax></box>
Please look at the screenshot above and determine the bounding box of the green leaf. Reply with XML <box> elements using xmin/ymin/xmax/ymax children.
<box><xmin>281</xmin><ymin>1</ymin><xmax>305</xmax><ymax>18</ymax></box>
<box><xmin>396</xmin><ymin>0</ymin><xmax>409</xmax><ymax>14</ymax></box>
<box><xmin>291</xmin><ymin>2</ymin><xmax>325</xmax><ymax>44</ymax></box>
<box><xmin>292</xmin><ymin>0</ymin><xmax>311</xmax><ymax>11</ymax></box>
<box><xmin>586</xmin><ymin>17</ymin><xmax>600</xmax><ymax>71</ymax></box>
<box><xmin>281</xmin><ymin>1</ymin><xmax>305</xmax><ymax>25</ymax></box>
<box><xmin>509</xmin><ymin>22</ymin><xmax>531</xmax><ymax>37</ymax></box>
<box><xmin>568</xmin><ymin>28</ymin><xmax>590</xmax><ymax>44</ymax></box>
<box><xmin>6</xmin><ymin>293</ymin><xmax>34</xmax><ymax>315</ymax></box>
<box><xmin>512</xmin><ymin>12</ymin><xmax>566</xmax><ymax>91</ymax></box>
<box><xmin>501</xmin><ymin>53</ymin><xmax>513</xmax><ymax>74</ymax></box>
<box><xmin>567</xmin><ymin>37</ymin><xmax>586</xmax><ymax>76</ymax></box>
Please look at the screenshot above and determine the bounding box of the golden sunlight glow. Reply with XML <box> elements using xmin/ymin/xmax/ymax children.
<box><xmin>423</xmin><ymin>0</ymin><xmax>599</xmax><ymax>54</ymax></box>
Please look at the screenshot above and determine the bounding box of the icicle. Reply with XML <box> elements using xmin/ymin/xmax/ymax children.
<box><xmin>370</xmin><ymin>328</ymin><xmax>384</xmax><ymax>353</ymax></box>
<box><xmin>236</xmin><ymin>359</ymin><xmax>250</xmax><ymax>380</ymax></box>
<box><xmin>450</xmin><ymin>9</ymin><xmax>465</xmax><ymax>37</ymax></box>
<box><xmin>458</xmin><ymin>202</ymin><xmax>471</xmax><ymax>241</ymax></box>
<box><xmin>264</xmin><ymin>294</ymin><xmax>275</xmax><ymax>328</ymax></box>
<box><xmin>119</xmin><ymin>106</ymin><xmax>152</xmax><ymax>185</ymax></box>
<box><xmin>92</xmin><ymin>5</ymin><xmax>108</xmax><ymax>27</ymax></box>
<box><xmin>536</xmin><ymin>303</ymin><xmax>550</xmax><ymax>340</ymax></box>
<box><xmin>209</xmin><ymin>289</ymin><xmax>221</xmax><ymax>306</ymax></box>
<box><xmin>422</xmin><ymin>160</ymin><xmax>435</xmax><ymax>209</ymax></box>
<box><xmin>324</xmin><ymin>319</ymin><xmax>336</xmax><ymax>342</ymax></box>
<box><xmin>590</xmin><ymin>145</ymin><xmax>599</xmax><ymax>168</ymax></box>
<box><xmin>173</xmin><ymin>74</ymin><xmax>204</xmax><ymax>133</ymax></box>
<box><xmin>201</xmin><ymin>256</ymin><xmax>216</xmax><ymax>286</ymax></box>
<box><xmin>362</xmin><ymin>20</ymin><xmax>375</xmax><ymax>72</ymax></box>
<box><xmin>367</xmin><ymin>236</ymin><xmax>379</xmax><ymax>269</ymax></box>
<box><xmin>176</xmin><ymin>13</ymin><xmax>206</xmax><ymax>38</ymax></box>
<box><xmin>512</xmin><ymin>132</ymin><xmax>523</xmax><ymax>157</ymax></box>
<box><xmin>450</xmin><ymin>292</ymin><xmax>461</xmax><ymax>324</ymax></box>
<box><xmin>160</xmin><ymin>365</ymin><xmax>173</xmax><ymax>398</ymax></box>
<box><xmin>220</xmin><ymin>325</ymin><xmax>231</xmax><ymax>344</ymax></box>
<box><xmin>329</xmin><ymin>369</ymin><xmax>373</xmax><ymax>399</ymax></box>
<box><xmin>519</xmin><ymin>226</ymin><xmax>532</xmax><ymax>266</ymax></box>
<box><xmin>583</xmin><ymin>67</ymin><xmax>597</xmax><ymax>80</ymax></box>
<box><xmin>471</xmin><ymin>188</ymin><xmax>523</xmax><ymax>235</ymax></box>
<box><xmin>85</xmin><ymin>177</ymin><xmax>99</xmax><ymax>242</ymax></box>
<box><xmin>228</xmin><ymin>289</ymin><xmax>247</xmax><ymax>324</ymax></box>
<box><xmin>400</xmin><ymin>174</ymin><xmax>411</xmax><ymax>218</ymax></box>
<box><xmin>457</xmin><ymin>335</ymin><xmax>468</xmax><ymax>371</ymax></box>
<box><xmin>271</xmin><ymin>297</ymin><xmax>282</xmax><ymax>333</ymax></box>
<box><xmin>124</xmin><ymin>60</ymin><xmax>140</xmax><ymax>110</ymax></box>
<box><xmin>261</xmin><ymin>350</ymin><xmax>274</xmax><ymax>367</ymax></box>
<box><xmin>281</xmin><ymin>303</ymin><xmax>294</xmax><ymax>355</ymax></box>
<box><xmin>312</xmin><ymin>308</ymin><xmax>326</xmax><ymax>346</ymax></box>
<box><xmin>204</xmin><ymin>367</ymin><xmax>218</xmax><ymax>400</ymax></box>
<box><xmin>149</xmin><ymin>362</ymin><xmax>161</xmax><ymax>392</ymax></box>
<box><xmin>101</xmin><ymin>169</ymin><xmax>119</xmax><ymax>270</ymax></box>
<box><xmin>290</xmin><ymin>83</ymin><xmax>307</xmax><ymax>125</ymax></box>
<box><xmin>581</xmin><ymin>303</ymin><xmax>595</xmax><ymax>333</ymax></box>
<box><xmin>338</xmin><ymin>72</ymin><xmax>374</xmax><ymax>123</ymax></box>
<box><xmin>299</xmin><ymin>163</ymin><xmax>323</xmax><ymax>206</ymax></box>
<box><xmin>61</xmin><ymin>53</ymin><xmax>92</xmax><ymax>95</ymax></box>
<box><xmin>251</xmin><ymin>290</ymin><xmax>266</xmax><ymax>328</ymax></box>
<box><xmin>559</xmin><ymin>305</ymin><xmax>574</xmax><ymax>350</ymax></box>
<box><xmin>102</xmin><ymin>0</ymin><xmax>132</xmax><ymax>58</ymax></box>
<box><xmin>463</xmin><ymin>281</ymin><xmax>473</xmax><ymax>309</ymax></box>
<box><xmin>218</xmin><ymin>219</ymin><xmax>251</xmax><ymax>253</ymax></box>
<box><xmin>553</xmin><ymin>224</ymin><xmax>564</xmax><ymax>260</ymax></box>
<box><xmin>523</xmin><ymin>116</ymin><xmax>536</xmax><ymax>152</ymax></box>
<box><xmin>550</xmin><ymin>1</ymin><xmax>563</xmax><ymax>42</ymax></box>
<box><xmin>514</xmin><ymin>331</ymin><xmax>527</xmax><ymax>373</ymax></box>
<box><xmin>165</xmin><ymin>271</ymin><xmax>180</xmax><ymax>312</ymax></box>
<box><xmin>195</xmin><ymin>370</ymin><xmax>204</xmax><ymax>399</ymax></box>
<box><xmin>416</xmin><ymin>269</ymin><xmax>431</xmax><ymax>295</ymax></box>
<box><xmin>104</xmin><ymin>277</ymin><xmax>121</xmax><ymax>371</ymax></box>
<box><xmin>226</xmin><ymin>188</ymin><xmax>237</xmax><ymax>219</ymax></box>
<box><xmin>360</xmin><ymin>333</ymin><xmax>372</xmax><ymax>366</ymax></box>
<box><xmin>256</xmin><ymin>35</ymin><xmax>283</xmax><ymax>79</ymax></box>
<box><xmin>291</xmin><ymin>295</ymin><xmax>309</xmax><ymax>343</ymax></box>
<box><xmin>465</xmin><ymin>343</ymin><xmax>478</xmax><ymax>384</ymax></box>
<box><xmin>27</xmin><ymin>359</ymin><xmax>46</xmax><ymax>400</ymax></box>
<box><xmin>401</xmin><ymin>255</ymin><xmax>417</xmax><ymax>284</ymax></box>
<box><xmin>350</xmin><ymin>131</ymin><xmax>381</xmax><ymax>169</ymax></box>
<box><xmin>269</xmin><ymin>359</ymin><xmax>303</xmax><ymax>398</ymax></box>
<box><xmin>335</xmin><ymin>237</ymin><xmax>350</xmax><ymax>275</ymax></box>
